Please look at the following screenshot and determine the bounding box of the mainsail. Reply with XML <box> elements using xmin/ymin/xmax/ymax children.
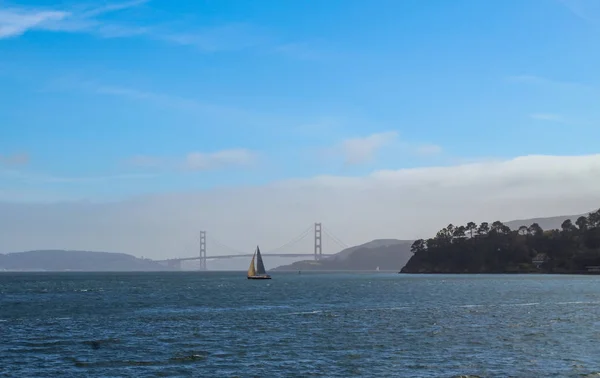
<box><xmin>247</xmin><ymin>251</ymin><xmax>256</xmax><ymax>277</ymax></box>
<box><xmin>255</xmin><ymin>246</ymin><xmax>267</xmax><ymax>275</ymax></box>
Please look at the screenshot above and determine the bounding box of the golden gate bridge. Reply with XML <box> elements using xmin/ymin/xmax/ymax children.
<box><xmin>156</xmin><ymin>222</ymin><xmax>348</xmax><ymax>270</ymax></box>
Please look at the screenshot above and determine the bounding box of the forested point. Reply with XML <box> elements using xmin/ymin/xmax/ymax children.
<box><xmin>400</xmin><ymin>209</ymin><xmax>600</xmax><ymax>274</ymax></box>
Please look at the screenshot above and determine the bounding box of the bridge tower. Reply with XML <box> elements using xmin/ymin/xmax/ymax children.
<box><xmin>199</xmin><ymin>231</ymin><xmax>207</xmax><ymax>270</ymax></box>
<box><xmin>314</xmin><ymin>222</ymin><xmax>322</xmax><ymax>260</ymax></box>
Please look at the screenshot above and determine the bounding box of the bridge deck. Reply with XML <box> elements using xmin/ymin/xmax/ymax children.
<box><xmin>158</xmin><ymin>253</ymin><xmax>334</xmax><ymax>262</ymax></box>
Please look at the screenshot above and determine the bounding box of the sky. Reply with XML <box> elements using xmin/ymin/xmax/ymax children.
<box><xmin>2</xmin><ymin>0</ymin><xmax>600</xmax><ymax>266</ymax></box>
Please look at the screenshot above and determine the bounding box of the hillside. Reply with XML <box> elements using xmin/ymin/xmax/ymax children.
<box><xmin>401</xmin><ymin>209</ymin><xmax>600</xmax><ymax>274</ymax></box>
<box><xmin>503</xmin><ymin>213</ymin><xmax>585</xmax><ymax>232</ymax></box>
<box><xmin>271</xmin><ymin>239</ymin><xmax>414</xmax><ymax>271</ymax></box>
<box><xmin>272</xmin><ymin>212</ymin><xmax>589</xmax><ymax>272</ymax></box>
<box><xmin>0</xmin><ymin>250</ymin><xmax>172</xmax><ymax>272</ymax></box>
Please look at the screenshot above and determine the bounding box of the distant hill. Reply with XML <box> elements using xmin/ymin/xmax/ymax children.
<box><xmin>503</xmin><ymin>214</ymin><xmax>585</xmax><ymax>231</ymax></box>
<box><xmin>0</xmin><ymin>250</ymin><xmax>172</xmax><ymax>272</ymax></box>
<box><xmin>271</xmin><ymin>239</ymin><xmax>414</xmax><ymax>272</ymax></box>
<box><xmin>1</xmin><ymin>213</ymin><xmax>589</xmax><ymax>273</ymax></box>
<box><xmin>271</xmin><ymin>212</ymin><xmax>590</xmax><ymax>272</ymax></box>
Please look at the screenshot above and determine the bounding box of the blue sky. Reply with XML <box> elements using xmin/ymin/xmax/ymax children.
<box><xmin>1</xmin><ymin>0</ymin><xmax>600</xmax><ymax>201</ymax></box>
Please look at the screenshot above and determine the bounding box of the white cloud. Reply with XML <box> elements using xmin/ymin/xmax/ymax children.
<box><xmin>53</xmin><ymin>80</ymin><xmax>292</xmax><ymax>129</ymax></box>
<box><xmin>559</xmin><ymin>0</ymin><xmax>600</xmax><ymax>22</ymax></box>
<box><xmin>78</xmin><ymin>0</ymin><xmax>148</xmax><ymax>18</ymax></box>
<box><xmin>92</xmin><ymin>84</ymin><xmax>202</xmax><ymax>110</ymax></box>
<box><xmin>185</xmin><ymin>149</ymin><xmax>257</xmax><ymax>171</ymax></box>
<box><xmin>324</xmin><ymin>131</ymin><xmax>441</xmax><ymax>164</ymax></box>
<box><xmin>0</xmin><ymin>1</ymin><xmax>146</xmax><ymax>39</ymax></box>
<box><xmin>2</xmin><ymin>154</ymin><xmax>600</xmax><ymax>268</ymax></box>
<box><xmin>0</xmin><ymin>153</ymin><xmax>29</xmax><ymax>166</ymax></box>
<box><xmin>507</xmin><ymin>75</ymin><xmax>554</xmax><ymax>85</ymax></box>
<box><xmin>127</xmin><ymin>149</ymin><xmax>258</xmax><ymax>171</ymax></box>
<box><xmin>0</xmin><ymin>8</ymin><xmax>67</xmax><ymax>38</ymax></box>
<box><xmin>0</xmin><ymin>3</ymin><xmax>317</xmax><ymax>59</ymax></box>
<box><xmin>529</xmin><ymin>113</ymin><xmax>564</xmax><ymax>122</ymax></box>
<box><xmin>161</xmin><ymin>23</ymin><xmax>271</xmax><ymax>52</ymax></box>
<box><xmin>126</xmin><ymin>155</ymin><xmax>164</xmax><ymax>169</ymax></box>
<box><xmin>336</xmin><ymin>131</ymin><xmax>398</xmax><ymax>165</ymax></box>
<box><xmin>507</xmin><ymin>74</ymin><xmax>591</xmax><ymax>91</ymax></box>
<box><xmin>414</xmin><ymin>144</ymin><xmax>442</xmax><ymax>156</ymax></box>
<box><xmin>0</xmin><ymin>168</ymin><xmax>154</xmax><ymax>184</ymax></box>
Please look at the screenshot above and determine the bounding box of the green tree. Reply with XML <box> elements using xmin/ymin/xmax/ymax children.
<box><xmin>453</xmin><ymin>225</ymin><xmax>467</xmax><ymax>240</ymax></box>
<box><xmin>576</xmin><ymin>216</ymin><xmax>589</xmax><ymax>231</ymax></box>
<box><xmin>410</xmin><ymin>239</ymin><xmax>426</xmax><ymax>254</ymax></box>
<box><xmin>400</xmin><ymin>207</ymin><xmax>600</xmax><ymax>274</ymax></box>
<box><xmin>466</xmin><ymin>222</ymin><xmax>477</xmax><ymax>238</ymax></box>
<box><xmin>478</xmin><ymin>222</ymin><xmax>490</xmax><ymax>236</ymax></box>
<box><xmin>528</xmin><ymin>223</ymin><xmax>543</xmax><ymax>236</ymax></box>
<box><xmin>425</xmin><ymin>238</ymin><xmax>437</xmax><ymax>249</ymax></box>
<box><xmin>435</xmin><ymin>229</ymin><xmax>452</xmax><ymax>245</ymax></box>
<box><xmin>588</xmin><ymin>209</ymin><xmax>600</xmax><ymax>228</ymax></box>
<box><xmin>561</xmin><ymin>219</ymin><xmax>576</xmax><ymax>234</ymax></box>
<box><xmin>490</xmin><ymin>221</ymin><xmax>508</xmax><ymax>235</ymax></box>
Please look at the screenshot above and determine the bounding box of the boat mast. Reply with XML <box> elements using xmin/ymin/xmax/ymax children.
<box><xmin>255</xmin><ymin>245</ymin><xmax>267</xmax><ymax>275</ymax></box>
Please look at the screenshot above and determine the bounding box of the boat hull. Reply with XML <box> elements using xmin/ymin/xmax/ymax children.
<box><xmin>247</xmin><ymin>275</ymin><xmax>271</xmax><ymax>280</ymax></box>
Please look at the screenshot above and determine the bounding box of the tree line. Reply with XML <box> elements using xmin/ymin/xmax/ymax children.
<box><xmin>401</xmin><ymin>209</ymin><xmax>600</xmax><ymax>273</ymax></box>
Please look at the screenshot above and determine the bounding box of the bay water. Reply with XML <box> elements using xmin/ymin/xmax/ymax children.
<box><xmin>2</xmin><ymin>272</ymin><xmax>600</xmax><ymax>377</ymax></box>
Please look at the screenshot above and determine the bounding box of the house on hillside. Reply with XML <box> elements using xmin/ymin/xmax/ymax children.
<box><xmin>532</xmin><ymin>253</ymin><xmax>548</xmax><ymax>269</ymax></box>
<box><xmin>585</xmin><ymin>266</ymin><xmax>600</xmax><ymax>273</ymax></box>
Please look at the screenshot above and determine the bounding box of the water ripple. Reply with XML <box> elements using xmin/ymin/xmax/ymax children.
<box><xmin>2</xmin><ymin>272</ymin><xmax>600</xmax><ymax>376</ymax></box>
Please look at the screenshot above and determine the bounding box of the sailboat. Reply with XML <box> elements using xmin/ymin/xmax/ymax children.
<box><xmin>247</xmin><ymin>245</ymin><xmax>271</xmax><ymax>279</ymax></box>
